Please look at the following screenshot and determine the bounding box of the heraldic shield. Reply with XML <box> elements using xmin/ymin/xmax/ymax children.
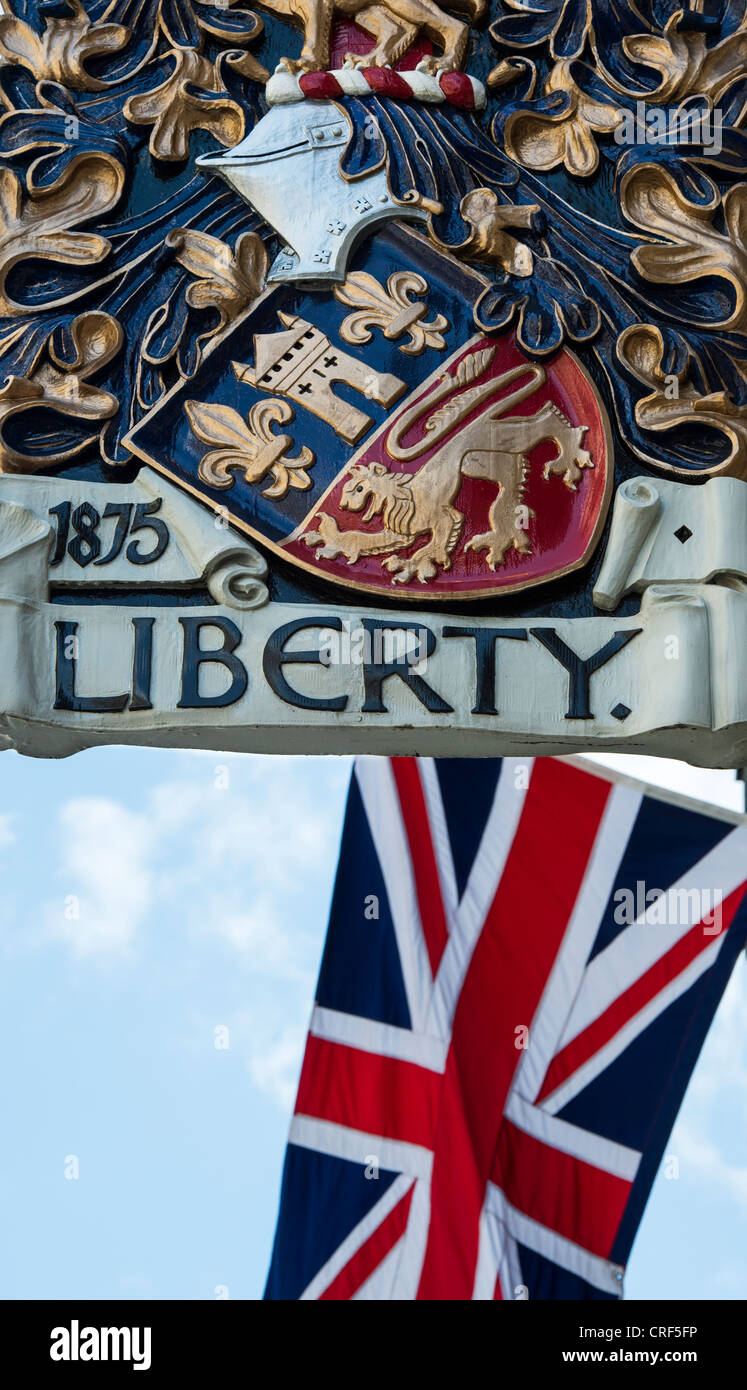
<box><xmin>128</xmin><ymin>224</ymin><xmax>611</xmax><ymax>600</ymax></box>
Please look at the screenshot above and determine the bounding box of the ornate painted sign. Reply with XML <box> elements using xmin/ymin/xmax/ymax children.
<box><xmin>0</xmin><ymin>0</ymin><xmax>745</xmax><ymax>763</ymax></box>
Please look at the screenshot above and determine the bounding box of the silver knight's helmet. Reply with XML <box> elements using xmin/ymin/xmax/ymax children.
<box><xmin>196</xmin><ymin>103</ymin><xmax>426</xmax><ymax>285</ymax></box>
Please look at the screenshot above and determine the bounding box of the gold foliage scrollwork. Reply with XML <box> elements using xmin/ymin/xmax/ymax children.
<box><xmin>502</xmin><ymin>61</ymin><xmax>624</xmax><ymax>177</ymax></box>
<box><xmin>0</xmin><ymin>156</ymin><xmax>125</xmax><ymax>317</ymax></box>
<box><xmin>124</xmin><ymin>48</ymin><xmax>267</xmax><ymax>162</ymax></box>
<box><xmin>156</xmin><ymin>0</ymin><xmax>265</xmax><ymax>51</ymax></box>
<box><xmin>0</xmin><ymin>0</ymin><xmax>129</xmax><ymax>92</ymax></box>
<box><xmin>185</xmin><ymin>398</ymin><xmax>315</xmax><ymax>498</ymax></box>
<box><xmin>0</xmin><ymin>311</ymin><xmax>122</xmax><ymax>473</ymax></box>
<box><xmin>165</xmin><ymin>228</ymin><xmax>269</xmax><ymax>332</ymax></box>
<box><xmin>620</xmin><ymin>166</ymin><xmax>747</xmax><ymax>334</ymax></box>
<box><xmin>457</xmin><ymin>188</ymin><xmax>537</xmax><ymax>276</ymax></box>
<box><xmin>614</xmin><ymin>10</ymin><xmax>747</xmax><ymax>106</ymax></box>
<box><xmin>617</xmin><ymin>323</ymin><xmax>747</xmax><ymax>478</ymax></box>
<box><xmin>334</xmin><ymin>271</ymin><xmax>448</xmax><ymax>354</ymax></box>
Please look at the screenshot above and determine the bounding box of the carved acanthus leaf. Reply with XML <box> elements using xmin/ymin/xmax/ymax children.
<box><xmin>0</xmin><ymin>312</ymin><xmax>122</xmax><ymax>474</ymax></box>
<box><xmin>157</xmin><ymin>0</ymin><xmax>265</xmax><ymax>51</ymax></box>
<box><xmin>186</xmin><ymin>398</ymin><xmax>314</xmax><ymax>497</ymax></box>
<box><xmin>166</xmin><ymin>228</ymin><xmax>269</xmax><ymax>330</ymax></box>
<box><xmin>458</xmin><ymin>189</ymin><xmax>537</xmax><ymax>276</ymax></box>
<box><xmin>0</xmin><ymin>0</ymin><xmax>129</xmax><ymax>92</ymax></box>
<box><xmin>503</xmin><ymin>61</ymin><xmax>624</xmax><ymax>177</ymax></box>
<box><xmin>0</xmin><ymin>157</ymin><xmax>125</xmax><ymax>317</ymax></box>
<box><xmin>620</xmin><ymin>166</ymin><xmax>747</xmax><ymax>334</ymax></box>
<box><xmin>618</xmin><ymin>10</ymin><xmax>747</xmax><ymax>106</ymax></box>
<box><xmin>124</xmin><ymin>49</ymin><xmax>266</xmax><ymax>162</ymax></box>
<box><xmin>617</xmin><ymin>323</ymin><xmax>747</xmax><ymax>478</ymax></box>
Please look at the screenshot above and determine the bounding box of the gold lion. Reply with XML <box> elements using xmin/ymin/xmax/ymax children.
<box><xmin>304</xmin><ymin>350</ymin><xmax>593</xmax><ymax>584</ymax></box>
<box><xmin>261</xmin><ymin>0</ymin><xmax>485</xmax><ymax>74</ymax></box>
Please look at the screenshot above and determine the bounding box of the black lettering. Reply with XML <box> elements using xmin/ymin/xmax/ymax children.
<box><xmin>263</xmin><ymin>617</ymin><xmax>347</xmax><ymax>711</ymax></box>
<box><xmin>530</xmin><ymin>628</ymin><xmax>642</xmax><ymax>719</ymax></box>
<box><xmin>361</xmin><ymin>620</ymin><xmax>452</xmax><ymax>714</ymax></box>
<box><xmin>95</xmin><ymin>503</ymin><xmax>132</xmax><ymax>565</ymax></box>
<box><xmin>126</xmin><ymin>499</ymin><xmax>169</xmax><ymax>564</ymax></box>
<box><xmin>54</xmin><ymin>620</ymin><xmax>129</xmax><ymax>713</ymax></box>
<box><xmin>178</xmin><ymin>616</ymin><xmax>248</xmax><ymax>708</ymax></box>
<box><xmin>443</xmin><ymin>625</ymin><xmax>528</xmax><ymax>716</ymax></box>
<box><xmin>130</xmin><ymin>616</ymin><xmax>154</xmax><ymax>711</ymax></box>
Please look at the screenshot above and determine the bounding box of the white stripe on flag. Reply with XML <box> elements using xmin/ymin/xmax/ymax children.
<box><xmin>355</xmin><ymin>757</ymin><xmax>434</xmax><ymax>1028</ymax></box>
<box><xmin>556</xmin><ymin>826</ymin><xmax>747</xmax><ymax>1050</ymax></box>
<box><xmin>352</xmin><ymin>1233</ymin><xmax>406</xmax><ymax>1300</ymax></box>
<box><xmin>310</xmin><ymin>1005</ymin><xmax>447</xmax><ymax>1073</ymax></box>
<box><xmin>540</xmin><ymin>936</ymin><xmax>724</xmax><ymax>1114</ymax></box>
<box><xmin>473</xmin><ymin>1205</ymin><xmax>505</xmax><ymax>1299</ymax></box>
<box><xmin>289</xmin><ymin>1114</ymin><xmax>433</xmax><ymax>1181</ymax></box>
<box><xmin>484</xmin><ymin>1183</ymin><xmax>623</xmax><ymax>1297</ymax></box>
<box><xmin>427</xmin><ymin>758</ymin><xmax>535</xmax><ymax>1036</ymax></box>
<box><xmin>419</xmin><ymin>758</ymin><xmax>459</xmax><ymax>930</ymax></box>
<box><xmin>390</xmin><ymin>1174</ymin><xmax>432</xmax><ymax>1300</ymax></box>
<box><xmin>505</xmin><ymin>1090</ymin><xmax>641</xmax><ymax>1182</ymax></box>
<box><xmin>513</xmin><ymin>782</ymin><xmax>642</xmax><ymax>1103</ymax></box>
<box><xmin>299</xmin><ymin>1174</ymin><xmax>414</xmax><ymax>1300</ymax></box>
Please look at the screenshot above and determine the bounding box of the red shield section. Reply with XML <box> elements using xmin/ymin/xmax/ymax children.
<box><xmin>283</xmin><ymin>332</ymin><xmax>611</xmax><ymax>599</ymax></box>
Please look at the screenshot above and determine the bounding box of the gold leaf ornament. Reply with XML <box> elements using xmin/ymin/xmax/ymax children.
<box><xmin>616</xmin><ymin>9</ymin><xmax>747</xmax><ymax>106</ymax></box>
<box><xmin>503</xmin><ymin>61</ymin><xmax>624</xmax><ymax>176</ymax></box>
<box><xmin>620</xmin><ymin>166</ymin><xmax>747</xmax><ymax>334</ymax></box>
<box><xmin>0</xmin><ymin>157</ymin><xmax>125</xmax><ymax>317</ymax></box>
<box><xmin>157</xmin><ymin>0</ymin><xmax>266</xmax><ymax>51</ymax></box>
<box><xmin>334</xmin><ymin>271</ymin><xmax>448</xmax><ymax>353</ymax></box>
<box><xmin>0</xmin><ymin>311</ymin><xmax>122</xmax><ymax>473</ymax></box>
<box><xmin>0</xmin><ymin>0</ymin><xmax>129</xmax><ymax>91</ymax></box>
<box><xmin>165</xmin><ymin>228</ymin><xmax>269</xmax><ymax>329</ymax></box>
<box><xmin>617</xmin><ymin>323</ymin><xmax>747</xmax><ymax>478</ymax></box>
<box><xmin>124</xmin><ymin>49</ymin><xmax>266</xmax><ymax>162</ymax></box>
<box><xmin>185</xmin><ymin>398</ymin><xmax>315</xmax><ymax>497</ymax></box>
<box><xmin>458</xmin><ymin>188</ymin><xmax>537</xmax><ymax>276</ymax></box>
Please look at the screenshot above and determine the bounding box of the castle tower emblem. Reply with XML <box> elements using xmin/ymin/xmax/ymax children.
<box><xmin>232</xmin><ymin>313</ymin><xmax>406</xmax><ymax>445</ymax></box>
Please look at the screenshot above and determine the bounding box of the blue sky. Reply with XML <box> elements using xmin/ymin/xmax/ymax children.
<box><xmin>0</xmin><ymin>747</ymin><xmax>745</xmax><ymax>1300</ymax></box>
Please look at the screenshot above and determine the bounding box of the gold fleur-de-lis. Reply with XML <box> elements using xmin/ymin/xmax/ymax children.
<box><xmin>334</xmin><ymin>271</ymin><xmax>449</xmax><ymax>355</ymax></box>
<box><xmin>185</xmin><ymin>397</ymin><xmax>314</xmax><ymax>498</ymax></box>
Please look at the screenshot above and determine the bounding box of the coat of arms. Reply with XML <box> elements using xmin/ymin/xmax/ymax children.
<box><xmin>0</xmin><ymin>0</ymin><xmax>744</xmax><ymax>610</ymax></box>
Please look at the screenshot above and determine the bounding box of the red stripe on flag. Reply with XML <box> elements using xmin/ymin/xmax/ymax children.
<box><xmin>416</xmin><ymin>760</ymin><xmax>612</xmax><ymax>1299</ymax></box>
<box><xmin>319</xmin><ymin>1183</ymin><xmax>415</xmax><ymax>1300</ymax></box>
<box><xmin>296</xmin><ymin>1034</ymin><xmax>440</xmax><ymax>1150</ymax></box>
<box><xmin>391</xmin><ymin>758</ymin><xmax>449</xmax><ymax>975</ymax></box>
<box><xmin>536</xmin><ymin>882</ymin><xmax>747</xmax><ymax>1106</ymax></box>
<box><xmin>492</xmin><ymin>1119</ymin><xmax>631</xmax><ymax>1258</ymax></box>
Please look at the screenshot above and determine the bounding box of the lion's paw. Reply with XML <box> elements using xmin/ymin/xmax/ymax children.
<box><xmin>279</xmin><ymin>54</ymin><xmax>319</xmax><ymax>74</ymax></box>
<box><xmin>387</xmin><ymin>555</ymin><xmax>438</xmax><ymax>585</ymax></box>
<box><xmin>466</xmin><ymin>531</ymin><xmax>529</xmax><ymax>571</ymax></box>
<box><xmin>345</xmin><ymin>50</ymin><xmax>389</xmax><ymax>68</ymax></box>
<box><xmin>420</xmin><ymin>54</ymin><xmax>459</xmax><ymax>74</ymax></box>
<box><xmin>304</xmin><ymin>514</ymin><xmax>361</xmax><ymax>563</ymax></box>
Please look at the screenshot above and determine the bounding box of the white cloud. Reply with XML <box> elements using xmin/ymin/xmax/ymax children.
<box><xmin>666</xmin><ymin>957</ymin><xmax>747</xmax><ymax>1209</ymax></box>
<box><xmin>207</xmin><ymin>892</ymin><xmax>313</xmax><ymax>983</ymax></box>
<box><xmin>44</xmin><ymin>756</ymin><xmax>348</xmax><ymax>966</ymax></box>
<box><xmin>247</xmin><ymin>1023</ymin><xmax>308</xmax><ymax>1110</ymax></box>
<box><xmin>704</xmin><ymin>1261</ymin><xmax>747</xmax><ymax>1299</ymax></box>
<box><xmin>47</xmin><ymin>796</ymin><xmax>154</xmax><ymax>956</ymax></box>
<box><xmin>0</xmin><ymin>813</ymin><xmax>16</xmax><ymax>849</ymax></box>
<box><xmin>674</xmin><ymin>1119</ymin><xmax>747</xmax><ymax>1210</ymax></box>
<box><xmin>40</xmin><ymin>756</ymin><xmax>347</xmax><ymax>1112</ymax></box>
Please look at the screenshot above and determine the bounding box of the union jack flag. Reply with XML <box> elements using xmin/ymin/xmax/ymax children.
<box><xmin>265</xmin><ymin>757</ymin><xmax>747</xmax><ymax>1301</ymax></box>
